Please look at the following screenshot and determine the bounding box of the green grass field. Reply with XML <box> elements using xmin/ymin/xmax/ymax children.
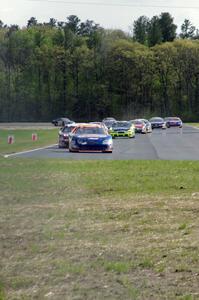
<box><xmin>0</xmin><ymin>159</ymin><xmax>199</xmax><ymax>299</ymax></box>
<box><xmin>186</xmin><ymin>123</ymin><xmax>199</xmax><ymax>128</ymax></box>
<box><xmin>0</xmin><ymin>129</ymin><xmax>58</xmax><ymax>155</ymax></box>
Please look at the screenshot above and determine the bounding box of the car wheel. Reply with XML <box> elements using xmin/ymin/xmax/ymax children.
<box><xmin>69</xmin><ymin>148</ymin><xmax>77</xmax><ymax>152</ymax></box>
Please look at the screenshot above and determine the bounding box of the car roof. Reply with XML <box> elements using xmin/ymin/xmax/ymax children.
<box><xmin>103</xmin><ymin>118</ymin><xmax>116</xmax><ymax>121</ymax></box>
<box><xmin>76</xmin><ymin>123</ymin><xmax>103</xmax><ymax>128</ymax></box>
<box><xmin>150</xmin><ymin>117</ymin><xmax>163</xmax><ymax>120</ymax></box>
<box><xmin>113</xmin><ymin>120</ymin><xmax>129</xmax><ymax>124</ymax></box>
<box><xmin>133</xmin><ymin>119</ymin><xmax>144</xmax><ymax>121</ymax></box>
<box><xmin>165</xmin><ymin>117</ymin><xmax>181</xmax><ymax>119</ymax></box>
<box><xmin>72</xmin><ymin>123</ymin><xmax>106</xmax><ymax>133</ymax></box>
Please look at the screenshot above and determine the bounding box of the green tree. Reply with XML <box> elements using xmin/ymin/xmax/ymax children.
<box><xmin>159</xmin><ymin>12</ymin><xmax>177</xmax><ymax>42</ymax></box>
<box><xmin>133</xmin><ymin>16</ymin><xmax>149</xmax><ymax>45</ymax></box>
<box><xmin>66</xmin><ymin>15</ymin><xmax>80</xmax><ymax>34</ymax></box>
<box><xmin>78</xmin><ymin>19</ymin><xmax>100</xmax><ymax>36</ymax></box>
<box><xmin>180</xmin><ymin>19</ymin><xmax>196</xmax><ymax>39</ymax></box>
<box><xmin>148</xmin><ymin>16</ymin><xmax>162</xmax><ymax>47</ymax></box>
<box><xmin>27</xmin><ymin>17</ymin><xmax>38</xmax><ymax>27</ymax></box>
<box><xmin>153</xmin><ymin>43</ymin><xmax>177</xmax><ymax>115</ymax></box>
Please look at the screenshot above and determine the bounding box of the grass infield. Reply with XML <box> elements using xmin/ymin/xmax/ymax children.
<box><xmin>186</xmin><ymin>123</ymin><xmax>199</xmax><ymax>128</ymax></box>
<box><xmin>0</xmin><ymin>129</ymin><xmax>58</xmax><ymax>155</ymax></box>
<box><xmin>0</xmin><ymin>159</ymin><xmax>199</xmax><ymax>299</ymax></box>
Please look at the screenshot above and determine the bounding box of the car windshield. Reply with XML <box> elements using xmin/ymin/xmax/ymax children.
<box><xmin>103</xmin><ymin>120</ymin><xmax>115</xmax><ymax>126</ymax></box>
<box><xmin>103</xmin><ymin>118</ymin><xmax>115</xmax><ymax>122</ymax></box>
<box><xmin>112</xmin><ymin>122</ymin><xmax>130</xmax><ymax>128</ymax></box>
<box><xmin>165</xmin><ymin>117</ymin><xmax>180</xmax><ymax>121</ymax></box>
<box><xmin>75</xmin><ymin>127</ymin><xmax>106</xmax><ymax>135</ymax></box>
<box><xmin>62</xmin><ymin>126</ymin><xmax>75</xmax><ymax>133</ymax></box>
<box><xmin>132</xmin><ymin>120</ymin><xmax>143</xmax><ymax>125</ymax></box>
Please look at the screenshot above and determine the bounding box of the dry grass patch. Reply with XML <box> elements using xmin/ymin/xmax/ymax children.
<box><xmin>0</xmin><ymin>159</ymin><xmax>199</xmax><ymax>299</ymax></box>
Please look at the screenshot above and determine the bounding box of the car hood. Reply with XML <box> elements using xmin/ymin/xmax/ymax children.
<box><xmin>135</xmin><ymin>124</ymin><xmax>143</xmax><ymax>128</ymax></box>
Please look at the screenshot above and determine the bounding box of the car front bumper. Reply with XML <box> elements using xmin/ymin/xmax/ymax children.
<box><xmin>110</xmin><ymin>131</ymin><xmax>134</xmax><ymax>137</ymax></box>
<box><xmin>70</xmin><ymin>144</ymin><xmax>113</xmax><ymax>152</ymax></box>
<box><xmin>59</xmin><ymin>137</ymin><xmax>69</xmax><ymax>148</ymax></box>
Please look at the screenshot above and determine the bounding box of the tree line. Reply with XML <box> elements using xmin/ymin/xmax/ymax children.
<box><xmin>0</xmin><ymin>14</ymin><xmax>199</xmax><ymax>122</ymax></box>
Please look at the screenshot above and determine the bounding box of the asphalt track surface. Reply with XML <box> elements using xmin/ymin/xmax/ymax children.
<box><xmin>10</xmin><ymin>125</ymin><xmax>199</xmax><ymax>160</ymax></box>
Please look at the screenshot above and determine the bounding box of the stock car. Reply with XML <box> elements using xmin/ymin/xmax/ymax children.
<box><xmin>164</xmin><ymin>117</ymin><xmax>183</xmax><ymax>128</ymax></box>
<box><xmin>149</xmin><ymin>117</ymin><xmax>167</xmax><ymax>129</ymax></box>
<box><xmin>90</xmin><ymin>122</ymin><xmax>108</xmax><ymax>131</ymax></box>
<box><xmin>69</xmin><ymin>124</ymin><xmax>113</xmax><ymax>152</ymax></box>
<box><xmin>130</xmin><ymin>119</ymin><xmax>147</xmax><ymax>134</ymax></box>
<box><xmin>52</xmin><ymin>117</ymin><xmax>74</xmax><ymax>127</ymax></box>
<box><xmin>58</xmin><ymin>124</ymin><xmax>77</xmax><ymax>148</ymax></box>
<box><xmin>102</xmin><ymin>117</ymin><xmax>116</xmax><ymax>129</ymax></box>
<box><xmin>109</xmin><ymin>121</ymin><xmax>135</xmax><ymax>138</ymax></box>
<box><xmin>139</xmin><ymin>119</ymin><xmax>152</xmax><ymax>133</ymax></box>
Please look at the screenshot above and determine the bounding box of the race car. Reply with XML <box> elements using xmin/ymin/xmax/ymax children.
<box><xmin>109</xmin><ymin>121</ymin><xmax>135</xmax><ymax>138</ymax></box>
<box><xmin>164</xmin><ymin>117</ymin><xmax>183</xmax><ymax>128</ymax></box>
<box><xmin>69</xmin><ymin>124</ymin><xmax>113</xmax><ymax>152</ymax></box>
<box><xmin>139</xmin><ymin>119</ymin><xmax>152</xmax><ymax>133</ymax></box>
<box><xmin>149</xmin><ymin>117</ymin><xmax>167</xmax><ymax>129</ymax></box>
<box><xmin>52</xmin><ymin>117</ymin><xmax>74</xmax><ymax>127</ymax></box>
<box><xmin>130</xmin><ymin>119</ymin><xmax>147</xmax><ymax>134</ymax></box>
<box><xmin>58</xmin><ymin>124</ymin><xmax>77</xmax><ymax>148</ymax></box>
<box><xmin>102</xmin><ymin>117</ymin><xmax>116</xmax><ymax>130</ymax></box>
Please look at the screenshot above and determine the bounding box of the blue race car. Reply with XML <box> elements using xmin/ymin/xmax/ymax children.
<box><xmin>69</xmin><ymin>124</ymin><xmax>113</xmax><ymax>153</ymax></box>
<box><xmin>164</xmin><ymin>117</ymin><xmax>183</xmax><ymax>128</ymax></box>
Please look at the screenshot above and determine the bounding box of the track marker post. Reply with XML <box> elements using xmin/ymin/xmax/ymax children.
<box><xmin>32</xmin><ymin>133</ymin><xmax>38</xmax><ymax>141</ymax></box>
<box><xmin>8</xmin><ymin>135</ymin><xmax>14</xmax><ymax>144</ymax></box>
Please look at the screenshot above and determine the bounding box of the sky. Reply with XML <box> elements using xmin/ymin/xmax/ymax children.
<box><xmin>1</xmin><ymin>0</ymin><xmax>199</xmax><ymax>32</ymax></box>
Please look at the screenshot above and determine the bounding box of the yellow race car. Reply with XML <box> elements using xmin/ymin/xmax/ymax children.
<box><xmin>109</xmin><ymin>121</ymin><xmax>135</xmax><ymax>138</ymax></box>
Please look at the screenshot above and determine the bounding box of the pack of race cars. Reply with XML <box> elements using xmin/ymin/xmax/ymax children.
<box><xmin>57</xmin><ymin>116</ymin><xmax>183</xmax><ymax>153</ymax></box>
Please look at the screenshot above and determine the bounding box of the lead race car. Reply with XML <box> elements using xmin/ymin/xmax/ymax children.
<box><xmin>68</xmin><ymin>124</ymin><xmax>113</xmax><ymax>153</ymax></box>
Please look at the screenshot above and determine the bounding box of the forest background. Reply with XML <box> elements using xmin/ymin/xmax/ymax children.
<box><xmin>0</xmin><ymin>13</ymin><xmax>199</xmax><ymax>122</ymax></box>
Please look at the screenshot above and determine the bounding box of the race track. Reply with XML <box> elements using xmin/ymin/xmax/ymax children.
<box><xmin>10</xmin><ymin>125</ymin><xmax>199</xmax><ymax>160</ymax></box>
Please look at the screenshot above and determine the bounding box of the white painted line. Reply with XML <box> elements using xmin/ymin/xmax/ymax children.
<box><xmin>4</xmin><ymin>144</ymin><xmax>58</xmax><ymax>158</ymax></box>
